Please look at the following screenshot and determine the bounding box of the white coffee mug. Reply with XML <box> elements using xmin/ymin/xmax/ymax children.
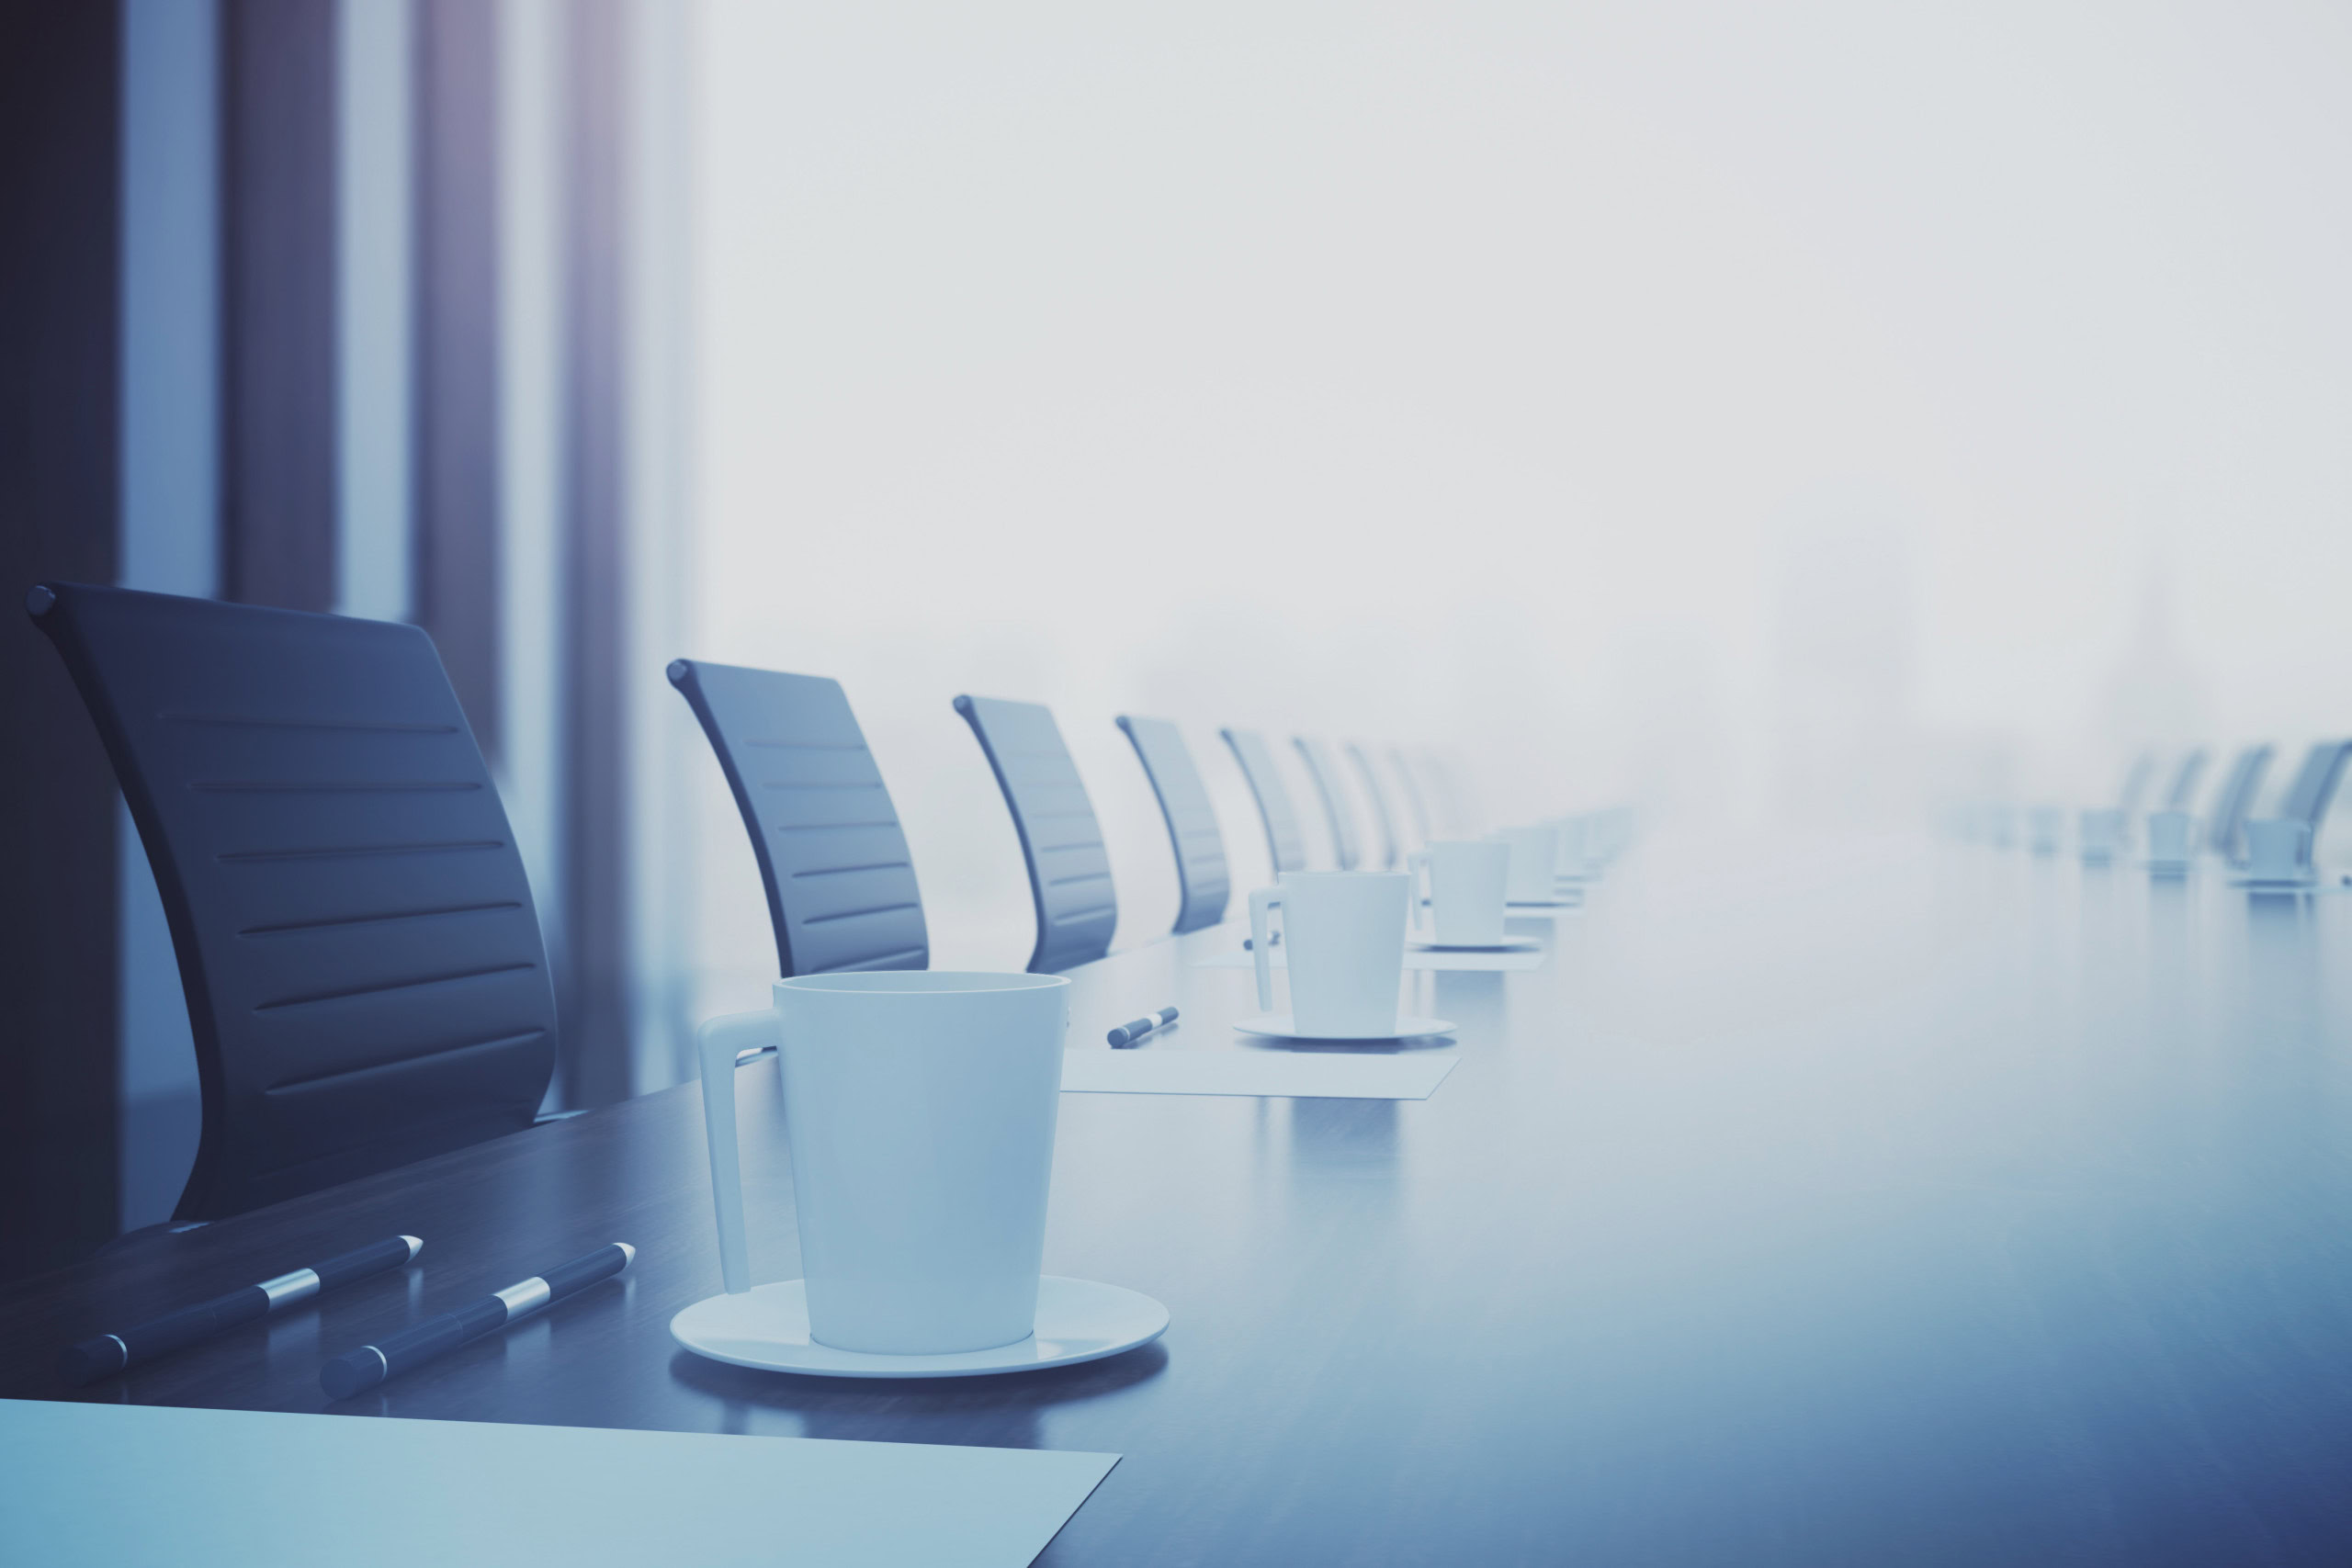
<box><xmin>2077</xmin><ymin>807</ymin><xmax>2124</xmax><ymax>862</ymax></box>
<box><xmin>695</xmin><ymin>971</ymin><xmax>1068</xmax><ymax>1355</ymax></box>
<box><xmin>1250</xmin><ymin>871</ymin><xmax>1410</xmax><ymax>1037</ymax></box>
<box><xmin>2242</xmin><ymin>818</ymin><xmax>2311</xmax><ymax>882</ymax></box>
<box><xmin>1408</xmin><ymin>839</ymin><xmax>1510</xmax><ymax>946</ymax></box>
<box><xmin>1491</xmin><ymin>825</ymin><xmax>1558</xmax><ymax>904</ymax></box>
<box><xmin>2146</xmin><ymin>809</ymin><xmax>2196</xmax><ymax>864</ymax></box>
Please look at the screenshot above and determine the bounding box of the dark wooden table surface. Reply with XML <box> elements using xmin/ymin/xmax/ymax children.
<box><xmin>7</xmin><ymin>831</ymin><xmax>2352</xmax><ymax>1565</ymax></box>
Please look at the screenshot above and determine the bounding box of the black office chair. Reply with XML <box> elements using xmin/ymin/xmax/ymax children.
<box><xmin>2115</xmin><ymin>750</ymin><xmax>2159</xmax><ymax>814</ymax></box>
<box><xmin>1293</xmin><ymin>736</ymin><xmax>1363</xmax><ymax>871</ymax></box>
<box><xmin>1420</xmin><ymin>750</ymin><xmax>1480</xmax><ymax>837</ymax></box>
<box><xmin>1222</xmin><ymin>727</ymin><xmax>1308</xmax><ymax>879</ymax></box>
<box><xmin>29</xmin><ymin>583</ymin><xmax>557</xmax><ymax>1222</ymax></box>
<box><xmin>2205</xmin><ymin>743</ymin><xmax>2273</xmax><ymax>863</ymax></box>
<box><xmin>669</xmin><ymin>660</ymin><xmax>928</xmax><ymax>976</ymax></box>
<box><xmin>1115</xmin><ymin>715</ymin><xmax>1229</xmax><ymax>935</ymax></box>
<box><xmin>1387</xmin><ymin>746</ymin><xmax>1435</xmax><ymax>847</ymax></box>
<box><xmin>2275</xmin><ymin>739</ymin><xmax>2352</xmax><ymax>868</ymax></box>
<box><xmin>2276</xmin><ymin>741</ymin><xmax>2347</xmax><ymax>822</ymax></box>
<box><xmin>2161</xmin><ymin>747</ymin><xmax>2211</xmax><ymax>812</ymax></box>
<box><xmin>1343</xmin><ymin>740</ymin><xmax>1402</xmax><ymax>868</ymax></box>
<box><xmin>954</xmin><ymin>694</ymin><xmax>1116</xmax><ymax>973</ymax></box>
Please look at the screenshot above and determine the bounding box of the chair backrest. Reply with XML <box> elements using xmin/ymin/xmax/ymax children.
<box><xmin>29</xmin><ymin>583</ymin><xmax>556</xmax><ymax>1221</ymax></box>
<box><xmin>669</xmin><ymin>660</ymin><xmax>928</xmax><ymax>976</ymax></box>
<box><xmin>1342</xmin><ymin>740</ymin><xmax>1401</xmax><ymax>868</ymax></box>
<box><xmin>1221</xmin><ymin>727</ymin><xmax>1308</xmax><ymax>878</ymax></box>
<box><xmin>954</xmin><ymin>694</ymin><xmax>1116</xmax><ymax>972</ymax></box>
<box><xmin>2205</xmin><ymin>743</ymin><xmax>2273</xmax><ymax>863</ymax></box>
<box><xmin>1387</xmin><ymin>746</ymin><xmax>1434</xmax><ymax>845</ymax></box>
<box><xmin>1293</xmin><ymin>736</ymin><xmax>1362</xmax><ymax>871</ymax></box>
<box><xmin>2278</xmin><ymin>739</ymin><xmax>2352</xmax><ymax>835</ymax></box>
<box><xmin>1417</xmin><ymin>750</ymin><xmax>1476</xmax><ymax>837</ymax></box>
<box><xmin>1115</xmin><ymin>715</ymin><xmax>1229</xmax><ymax>935</ymax></box>
<box><xmin>2116</xmin><ymin>750</ymin><xmax>2158</xmax><ymax>812</ymax></box>
<box><xmin>2161</xmin><ymin>747</ymin><xmax>2211</xmax><ymax>812</ymax></box>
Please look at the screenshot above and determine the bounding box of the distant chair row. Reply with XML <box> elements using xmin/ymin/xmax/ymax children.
<box><xmin>1962</xmin><ymin>739</ymin><xmax>2350</xmax><ymax>873</ymax></box>
<box><xmin>674</xmin><ymin>659</ymin><xmax>1453</xmax><ymax>978</ymax></box>
<box><xmin>2111</xmin><ymin>740</ymin><xmax>2348</xmax><ymax>869</ymax></box>
<box><xmin>27</xmin><ymin>582</ymin><xmax>1484</xmax><ymax>1225</ymax></box>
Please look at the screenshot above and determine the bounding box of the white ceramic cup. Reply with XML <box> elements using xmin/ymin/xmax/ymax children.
<box><xmin>2242</xmin><ymin>818</ymin><xmax>2311</xmax><ymax>882</ymax></box>
<box><xmin>1491</xmin><ymin>825</ymin><xmax>1558</xmax><ymax>904</ymax></box>
<box><xmin>2077</xmin><ymin>807</ymin><xmax>2124</xmax><ymax>862</ymax></box>
<box><xmin>695</xmin><ymin>971</ymin><xmax>1069</xmax><ymax>1355</ymax></box>
<box><xmin>1408</xmin><ymin>839</ymin><xmax>1511</xmax><ymax>946</ymax></box>
<box><xmin>2146</xmin><ymin>809</ymin><xmax>2196</xmax><ymax>863</ymax></box>
<box><xmin>1250</xmin><ymin>871</ymin><xmax>1410</xmax><ymax>1037</ymax></box>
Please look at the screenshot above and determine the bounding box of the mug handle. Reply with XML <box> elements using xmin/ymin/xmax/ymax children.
<box><xmin>1407</xmin><ymin>851</ymin><xmax>1431</xmax><ymax>936</ymax></box>
<box><xmin>695</xmin><ymin>1009</ymin><xmax>781</xmax><ymax>1295</ymax></box>
<box><xmin>1249</xmin><ymin>887</ymin><xmax>1283</xmax><ymax>1012</ymax></box>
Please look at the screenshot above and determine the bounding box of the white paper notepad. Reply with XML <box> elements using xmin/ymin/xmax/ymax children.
<box><xmin>1061</xmin><ymin>1047</ymin><xmax>1457</xmax><ymax>1100</ymax></box>
<box><xmin>0</xmin><ymin>1400</ymin><xmax>1115</xmax><ymax>1568</ymax></box>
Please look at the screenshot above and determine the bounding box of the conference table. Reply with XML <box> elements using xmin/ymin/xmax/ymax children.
<box><xmin>6</xmin><ymin>830</ymin><xmax>2351</xmax><ymax>1564</ymax></box>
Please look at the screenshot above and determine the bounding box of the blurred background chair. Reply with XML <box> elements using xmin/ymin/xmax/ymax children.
<box><xmin>670</xmin><ymin>659</ymin><xmax>929</xmax><ymax>976</ymax></box>
<box><xmin>2204</xmin><ymin>744</ymin><xmax>2274</xmax><ymax>863</ymax></box>
<box><xmin>955</xmin><ymin>694</ymin><xmax>1118</xmax><ymax>973</ymax></box>
<box><xmin>2160</xmin><ymin>746</ymin><xmax>2211</xmax><ymax>813</ymax></box>
<box><xmin>1388</xmin><ymin>747</ymin><xmax>1436</xmax><ymax>847</ymax></box>
<box><xmin>29</xmin><ymin>583</ymin><xmax>557</xmax><ymax>1223</ymax></box>
<box><xmin>1342</xmin><ymin>741</ymin><xmax>1402</xmax><ymax>869</ymax></box>
<box><xmin>2115</xmin><ymin>749</ymin><xmax>2158</xmax><ymax>816</ymax></box>
<box><xmin>1115</xmin><ymin>715</ymin><xmax>1230</xmax><ymax>936</ymax></box>
<box><xmin>1222</xmin><ymin>727</ymin><xmax>1309</xmax><ymax>880</ymax></box>
<box><xmin>2268</xmin><ymin>739</ymin><xmax>2352</xmax><ymax>872</ymax></box>
<box><xmin>1293</xmin><ymin>736</ymin><xmax>1363</xmax><ymax>872</ymax></box>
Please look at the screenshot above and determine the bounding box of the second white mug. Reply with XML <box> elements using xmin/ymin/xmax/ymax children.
<box><xmin>2145</xmin><ymin>808</ymin><xmax>2196</xmax><ymax>865</ymax></box>
<box><xmin>1491</xmin><ymin>826</ymin><xmax>1558</xmax><ymax>904</ymax></box>
<box><xmin>1250</xmin><ymin>871</ymin><xmax>1410</xmax><ymax>1037</ymax></box>
<box><xmin>2242</xmin><ymin>818</ymin><xmax>2311</xmax><ymax>882</ymax></box>
<box><xmin>1408</xmin><ymin>840</ymin><xmax>1511</xmax><ymax>946</ymax></box>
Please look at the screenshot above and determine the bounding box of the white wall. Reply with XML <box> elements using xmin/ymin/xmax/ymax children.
<box><xmin>689</xmin><ymin>0</ymin><xmax>2352</xmax><ymax>999</ymax></box>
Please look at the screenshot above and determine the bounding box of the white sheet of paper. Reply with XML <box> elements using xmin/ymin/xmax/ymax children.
<box><xmin>0</xmin><ymin>1400</ymin><xmax>1115</xmax><ymax>1568</ymax></box>
<box><xmin>1193</xmin><ymin>949</ymin><xmax>1543</xmax><ymax>972</ymax></box>
<box><xmin>1061</xmin><ymin>1047</ymin><xmax>1457</xmax><ymax>1100</ymax></box>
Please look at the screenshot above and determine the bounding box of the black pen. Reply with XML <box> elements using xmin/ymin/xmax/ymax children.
<box><xmin>60</xmin><ymin>1235</ymin><xmax>423</xmax><ymax>1386</ymax></box>
<box><xmin>1108</xmin><ymin>1007</ymin><xmax>1179</xmax><ymax>1048</ymax></box>
<box><xmin>321</xmin><ymin>1243</ymin><xmax>635</xmax><ymax>1400</ymax></box>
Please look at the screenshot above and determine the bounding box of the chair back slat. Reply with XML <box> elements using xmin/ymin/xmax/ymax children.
<box><xmin>31</xmin><ymin>583</ymin><xmax>555</xmax><ymax>1220</ymax></box>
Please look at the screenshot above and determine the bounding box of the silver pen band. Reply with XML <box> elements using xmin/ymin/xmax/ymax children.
<box><xmin>494</xmin><ymin>1277</ymin><xmax>553</xmax><ymax>1322</ymax></box>
<box><xmin>258</xmin><ymin>1268</ymin><xmax>321</xmax><ymax>1311</ymax></box>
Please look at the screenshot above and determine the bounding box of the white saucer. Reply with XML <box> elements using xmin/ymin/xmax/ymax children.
<box><xmin>1508</xmin><ymin>895</ymin><xmax>1581</xmax><ymax>908</ymax></box>
<box><xmin>1233</xmin><ymin>1012</ymin><xmax>1455</xmax><ymax>1042</ymax></box>
<box><xmin>1408</xmin><ymin>932</ymin><xmax>1541</xmax><ymax>953</ymax></box>
<box><xmin>671</xmin><ymin>1275</ymin><xmax>1167</xmax><ymax>1379</ymax></box>
<box><xmin>2230</xmin><ymin>874</ymin><xmax>2318</xmax><ymax>891</ymax></box>
<box><xmin>2143</xmin><ymin>858</ymin><xmax>2193</xmax><ymax>876</ymax></box>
